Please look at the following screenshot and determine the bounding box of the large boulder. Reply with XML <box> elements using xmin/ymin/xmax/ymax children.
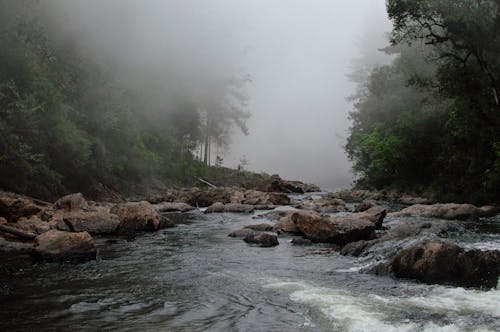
<box><xmin>244</xmin><ymin>233</ymin><xmax>279</xmax><ymax>247</ymax></box>
<box><xmin>389</xmin><ymin>203</ymin><xmax>498</xmax><ymax>220</ymax></box>
<box><xmin>389</xmin><ymin>241</ymin><xmax>500</xmax><ymax>289</ymax></box>
<box><xmin>154</xmin><ymin>202</ymin><xmax>195</xmax><ymax>213</ymax></box>
<box><xmin>54</xmin><ymin>193</ymin><xmax>89</xmax><ymax>211</ymax></box>
<box><xmin>291</xmin><ymin>211</ymin><xmax>376</xmax><ymax>244</ymax></box>
<box><xmin>33</xmin><ymin>230</ymin><xmax>96</xmax><ymax>262</ymax></box>
<box><xmin>54</xmin><ymin>207</ymin><xmax>120</xmax><ymax>234</ymax></box>
<box><xmin>111</xmin><ymin>201</ymin><xmax>160</xmax><ymax>233</ymax></box>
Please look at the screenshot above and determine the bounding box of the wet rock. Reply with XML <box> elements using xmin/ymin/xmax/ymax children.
<box><xmin>244</xmin><ymin>233</ymin><xmax>279</xmax><ymax>247</ymax></box>
<box><xmin>266</xmin><ymin>193</ymin><xmax>290</xmax><ymax>206</ymax></box>
<box><xmin>111</xmin><ymin>201</ymin><xmax>160</xmax><ymax>233</ymax></box>
<box><xmin>290</xmin><ymin>237</ymin><xmax>313</xmax><ymax>246</ymax></box>
<box><xmin>274</xmin><ymin>214</ymin><xmax>301</xmax><ymax>234</ymax></box>
<box><xmin>228</xmin><ymin>228</ymin><xmax>256</xmax><ymax>238</ymax></box>
<box><xmin>353</xmin><ymin>201</ymin><xmax>375</xmax><ymax>212</ymax></box>
<box><xmin>389</xmin><ymin>203</ymin><xmax>495</xmax><ymax>221</ymax></box>
<box><xmin>265</xmin><ymin>175</ymin><xmax>320</xmax><ymax>194</ymax></box>
<box><xmin>292</xmin><ymin>211</ymin><xmax>377</xmax><ymax>244</ymax></box>
<box><xmin>33</xmin><ymin>230</ymin><xmax>96</xmax><ymax>262</ymax></box>
<box><xmin>244</xmin><ymin>223</ymin><xmax>274</xmax><ymax>232</ymax></box>
<box><xmin>54</xmin><ymin>193</ymin><xmax>88</xmax><ymax>211</ymax></box>
<box><xmin>205</xmin><ymin>202</ymin><xmax>225</xmax><ymax>213</ymax></box>
<box><xmin>399</xmin><ymin>195</ymin><xmax>431</xmax><ymax>205</ymax></box>
<box><xmin>159</xmin><ymin>215</ymin><xmax>175</xmax><ymax>229</ymax></box>
<box><xmin>389</xmin><ymin>241</ymin><xmax>500</xmax><ymax>289</ymax></box>
<box><xmin>54</xmin><ymin>207</ymin><xmax>120</xmax><ymax>234</ymax></box>
<box><xmin>478</xmin><ymin>205</ymin><xmax>500</xmax><ymax>218</ymax></box>
<box><xmin>0</xmin><ymin>196</ymin><xmax>43</xmax><ymax>222</ymax></box>
<box><xmin>0</xmin><ymin>236</ymin><xmax>34</xmax><ymax>253</ymax></box>
<box><xmin>355</xmin><ymin>206</ymin><xmax>386</xmax><ymax>229</ymax></box>
<box><xmin>297</xmin><ymin>198</ymin><xmax>347</xmax><ymax>213</ymax></box>
<box><xmin>340</xmin><ymin>240</ymin><xmax>375</xmax><ymax>257</ymax></box>
<box><xmin>155</xmin><ymin>202</ymin><xmax>195</xmax><ymax>213</ymax></box>
<box><xmin>15</xmin><ymin>215</ymin><xmax>50</xmax><ymax>235</ymax></box>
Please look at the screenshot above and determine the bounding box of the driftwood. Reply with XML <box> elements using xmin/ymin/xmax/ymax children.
<box><xmin>0</xmin><ymin>224</ymin><xmax>36</xmax><ymax>240</ymax></box>
<box><xmin>196</xmin><ymin>177</ymin><xmax>217</xmax><ymax>188</ymax></box>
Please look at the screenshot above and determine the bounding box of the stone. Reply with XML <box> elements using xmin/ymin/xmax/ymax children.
<box><xmin>389</xmin><ymin>203</ymin><xmax>492</xmax><ymax>221</ymax></box>
<box><xmin>54</xmin><ymin>193</ymin><xmax>89</xmax><ymax>211</ymax></box>
<box><xmin>155</xmin><ymin>202</ymin><xmax>195</xmax><ymax>213</ymax></box>
<box><xmin>292</xmin><ymin>211</ymin><xmax>376</xmax><ymax>244</ymax></box>
<box><xmin>390</xmin><ymin>241</ymin><xmax>500</xmax><ymax>289</ymax></box>
<box><xmin>54</xmin><ymin>207</ymin><xmax>120</xmax><ymax>234</ymax></box>
<box><xmin>111</xmin><ymin>201</ymin><xmax>160</xmax><ymax>233</ymax></box>
<box><xmin>244</xmin><ymin>233</ymin><xmax>279</xmax><ymax>247</ymax></box>
<box><xmin>15</xmin><ymin>215</ymin><xmax>50</xmax><ymax>235</ymax></box>
<box><xmin>205</xmin><ymin>202</ymin><xmax>226</xmax><ymax>213</ymax></box>
<box><xmin>228</xmin><ymin>228</ymin><xmax>256</xmax><ymax>238</ymax></box>
<box><xmin>33</xmin><ymin>230</ymin><xmax>96</xmax><ymax>262</ymax></box>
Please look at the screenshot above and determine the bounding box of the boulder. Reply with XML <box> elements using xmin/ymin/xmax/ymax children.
<box><xmin>244</xmin><ymin>223</ymin><xmax>274</xmax><ymax>232</ymax></box>
<box><xmin>159</xmin><ymin>215</ymin><xmax>175</xmax><ymax>229</ymax></box>
<box><xmin>274</xmin><ymin>214</ymin><xmax>301</xmax><ymax>234</ymax></box>
<box><xmin>389</xmin><ymin>203</ymin><xmax>495</xmax><ymax>220</ymax></box>
<box><xmin>355</xmin><ymin>206</ymin><xmax>386</xmax><ymax>229</ymax></box>
<box><xmin>205</xmin><ymin>202</ymin><xmax>225</xmax><ymax>214</ymax></box>
<box><xmin>111</xmin><ymin>201</ymin><xmax>160</xmax><ymax>233</ymax></box>
<box><xmin>33</xmin><ymin>230</ymin><xmax>96</xmax><ymax>262</ymax></box>
<box><xmin>390</xmin><ymin>241</ymin><xmax>500</xmax><ymax>289</ymax></box>
<box><xmin>244</xmin><ymin>233</ymin><xmax>279</xmax><ymax>247</ymax></box>
<box><xmin>228</xmin><ymin>228</ymin><xmax>256</xmax><ymax>238</ymax></box>
<box><xmin>16</xmin><ymin>215</ymin><xmax>50</xmax><ymax>235</ymax></box>
<box><xmin>54</xmin><ymin>193</ymin><xmax>88</xmax><ymax>211</ymax></box>
<box><xmin>297</xmin><ymin>198</ymin><xmax>347</xmax><ymax>213</ymax></box>
<box><xmin>54</xmin><ymin>207</ymin><xmax>120</xmax><ymax>234</ymax></box>
<box><xmin>291</xmin><ymin>211</ymin><xmax>376</xmax><ymax>244</ymax></box>
<box><xmin>154</xmin><ymin>202</ymin><xmax>195</xmax><ymax>213</ymax></box>
<box><xmin>0</xmin><ymin>196</ymin><xmax>43</xmax><ymax>222</ymax></box>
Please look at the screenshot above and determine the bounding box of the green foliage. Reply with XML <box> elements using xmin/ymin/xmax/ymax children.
<box><xmin>347</xmin><ymin>0</ymin><xmax>500</xmax><ymax>203</ymax></box>
<box><xmin>0</xmin><ymin>0</ymin><xmax>250</xmax><ymax>199</ymax></box>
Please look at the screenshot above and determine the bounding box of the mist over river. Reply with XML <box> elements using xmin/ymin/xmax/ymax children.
<box><xmin>1</xmin><ymin>194</ymin><xmax>499</xmax><ymax>331</ymax></box>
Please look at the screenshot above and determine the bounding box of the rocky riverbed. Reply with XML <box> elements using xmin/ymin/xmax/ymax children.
<box><xmin>1</xmin><ymin>183</ymin><xmax>499</xmax><ymax>330</ymax></box>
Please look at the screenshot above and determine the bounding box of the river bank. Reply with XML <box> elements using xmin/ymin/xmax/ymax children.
<box><xmin>1</xmin><ymin>180</ymin><xmax>500</xmax><ymax>330</ymax></box>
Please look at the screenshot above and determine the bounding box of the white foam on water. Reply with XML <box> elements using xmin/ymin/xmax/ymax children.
<box><xmin>264</xmin><ymin>280</ymin><xmax>499</xmax><ymax>332</ymax></box>
<box><xmin>265</xmin><ymin>281</ymin><xmax>418</xmax><ymax>332</ymax></box>
<box><xmin>396</xmin><ymin>285</ymin><xmax>500</xmax><ymax>318</ymax></box>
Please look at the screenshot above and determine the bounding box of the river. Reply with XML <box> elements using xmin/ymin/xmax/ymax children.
<box><xmin>1</xmin><ymin>195</ymin><xmax>499</xmax><ymax>331</ymax></box>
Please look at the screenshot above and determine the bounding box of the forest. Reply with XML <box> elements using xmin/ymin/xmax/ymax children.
<box><xmin>347</xmin><ymin>0</ymin><xmax>500</xmax><ymax>203</ymax></box>
<box><xmin>0</xmin><ymin>0</ymin><xmax>251</xmax><ymax>200</ymax></box>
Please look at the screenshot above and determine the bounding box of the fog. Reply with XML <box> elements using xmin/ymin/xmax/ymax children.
<box><xmin>43</xmin><ymin>0</ymin><xmax>392</xmax><ymax>189</ymax></box>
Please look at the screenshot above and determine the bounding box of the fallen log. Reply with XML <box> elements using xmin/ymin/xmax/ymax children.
<box><xmin>0</xmin><ymin>224</ymin><xmax>37</xmax><ymax>240</ymax></box>
<box><xmin>196</xmin><ymin>177</ymin><xmax>217</xmax><ymax>188</ymax></box>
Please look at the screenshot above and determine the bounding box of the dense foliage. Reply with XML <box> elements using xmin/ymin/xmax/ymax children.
<box><xmin>346</xmin><ymin>0</ymin><xmax>500</xmax><ymax>203</ymax></box>
<box><xmin>0</xmin><ymin>1</ymin><xmax>250</xmax><ymax>200</ymax></box>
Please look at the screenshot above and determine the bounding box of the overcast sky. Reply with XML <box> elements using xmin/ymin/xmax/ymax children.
<box><xmin>45</xmin><ymin>0</ymin><xmax>393</xmax><ymax>189</ymax></box>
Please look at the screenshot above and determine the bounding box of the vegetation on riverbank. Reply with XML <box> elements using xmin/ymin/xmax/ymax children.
<box><xmin>0</xmin><ymin>1</ymin><xmax>251</xmax><ymax>201</ymax></box>
<box><xmin>346</xmin><ymin>0</ymin><xmax>500</xmax><ymax>204</ymax></box>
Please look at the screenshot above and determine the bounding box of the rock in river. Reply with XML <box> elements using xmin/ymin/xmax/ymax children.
<box><xmin>111</xmin><ymin>201</ymin><xmax>160</xmax><ymax>233</ymax></box>
<box><xmin>33</xmin><ymin>230</ymin><xmax>96</xmax><ymax>262</ymax></box>
<box><xmin>389</xmin><ymin>241</ymin><xmax>500</xmax><ymax>289</ymax></box>
<box><xmin>244</xmin><ymin>233</ymin><xmax>279</xmax><ymax>247</ymax></box>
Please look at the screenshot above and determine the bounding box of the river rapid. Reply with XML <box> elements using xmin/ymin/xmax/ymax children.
<box><xmin>1</xmin><ymin>194</ymin><xmax>499</xmax><ymax>331</ymax></box>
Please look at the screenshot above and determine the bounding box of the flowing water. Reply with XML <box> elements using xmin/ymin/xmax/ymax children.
<box><xmin>0</xmin><ymin>197</ymin><xmax>499</xmax><ymax>331</ymax></box>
